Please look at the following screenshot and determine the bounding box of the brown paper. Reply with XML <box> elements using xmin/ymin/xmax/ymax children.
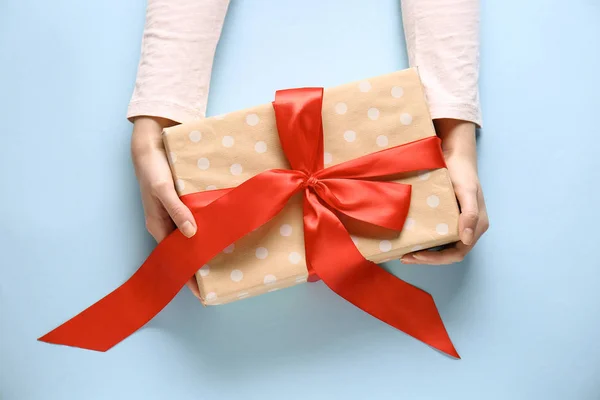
<box><xmin>162</xmin><ymin>67</ymin><xmax>459</xmax><ymax>305</ymax></box>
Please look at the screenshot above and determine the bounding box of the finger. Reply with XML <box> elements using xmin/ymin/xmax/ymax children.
<box><xmin>145</xmin><ymin>215</ymin><xmax>175</xmax><ymax>243</ymax></box>
<box><xmin>406</xmin><ymin>243</ymin><xmax>470</xmax><ymax>265</ymax></box>
<box><xmin>401</xmin><ymin>209</ymin><xmax>488</xmax><ymax>265</ymax></box>
<box><xmin>455</xmin><ymin>184</ymin><xmax>480</xmax><ymax>246</ymax></box>
<box><xmin>154</xmin><ymin>183</ymin><xmax>197</xmax><ymax>238</ymax></box>
<box><xmin>185</xmin><ymin>277</ymin><xmax>202</xmax><ymax>300</ymax></box>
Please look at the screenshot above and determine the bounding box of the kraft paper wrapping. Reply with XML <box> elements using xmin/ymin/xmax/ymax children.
<box><xmin>162</xmin><ymin>68</ymin><xmax>459</xmax><ymax>306</ymax></box>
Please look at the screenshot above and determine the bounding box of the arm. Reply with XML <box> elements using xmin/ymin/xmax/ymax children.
<box><xmin>128</xmin><ymin>0</ymin><xmax>230</xmax><ymax>123</ymax></box>
<box><xmin>401</xmin><ymin>0</ymin><xmax>481</xmax><ymax>126</ymax></box>
<box><xmin>128</xmin><ymin>0</ymin><xmax>229</xmax><ymax>299</ymax></box>
<box><xmin>400</xmin><ymin>0</ymin><xmax>489</xmax><ymax>264</ymax></box>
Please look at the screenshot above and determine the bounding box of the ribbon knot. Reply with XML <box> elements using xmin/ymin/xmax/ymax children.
<box><xmin>39</xmin><ymin>86</ymin><xmax>459</xmax><ymax>359</ymax></box>
<box><xmin>304</xmin><ymin>175</ymin><xmax>320</xmax><ymax>188</ymax></box>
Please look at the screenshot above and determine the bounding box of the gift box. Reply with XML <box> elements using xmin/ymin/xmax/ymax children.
<box><xmin>39</xmin><ymin>67</ymin><xmax>461</xmax><ymax>356</ymax></box>
<box><xmin>162</xmin><ymin>67</ymin><xmax>459</xmax><ymax>306</ymax></box>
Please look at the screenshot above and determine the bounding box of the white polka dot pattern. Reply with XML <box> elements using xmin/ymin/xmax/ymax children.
<box><xmin>246</xmin><ymin>113</ymin><xmax>260</xmax><ymax>126</ymax></box>
<box><xmin>200</xmin><ymin>265</ymin><xmax>210</xmax><ymax>277</ymax></box>
<box><xmin>255</xmin><ymin>247</ymin><xmax>268</xmax><ymax>259</ymax></box>
<box><xmin>379</xmin><ymin>240</ymin><xmax>392</xmax><ymax>252</ymax></box>
<box><xmin>254</xmin><ymin>141</ymin><xmax>267</xmax><ymax>153</ymax></box>
<box><xmin>343</xmin><ymin>130</ymin><xmax>356</xmax><ymax>142</ymax></box>
<box><xmin>436</xmin><ymin>223</ymin><xmax>449</xmax><ymax>235</ymax></box>
<box><xmin>230</xmin><ymin>163</ymin><xmax>243</xmax><ymax>176</ymax></box>
<box><xmin>359</xmin><ymin>81</ymin><xmax>372</xmax><ymax>92</ymax></box>
<box><xmin>376</xmin><ymin>135</ymin><xmax>389</xmax><ymax>147</ymax></box>
<box><xmin>288</xmin><ymin>252</ymin><xmax>302</xmax><ymax>264</ymax></box>
<box><xmin>391</xmin><ymin>86</ymin><xmax>404</xmax><ymax>98</ymax></box>
<box><xmin>279</xmin><ymin>224</ymin><xmax>292</xmax><ymax>237</ymax></box>
<box><xmin>335</xmin><ymin>102</ymin><xmax>348</xmax><ymax>114</ymax></box>
<box><xmin>400</xmin><ymin>113</ymin><xmax>413</xmax><ymax>125</ymax></box>
<box><xmin>189</xmin><ymin>130</ymin><xmax>202</xmax><ymax>142</ymax></box>
<box><xmin>164</xmin><ymin>68</ymin><xmax>460</xmax><ymax>305</ymax></box>
<box><xmin>368</xmin><ymin>107</ymin><xmax>380</xmax><ymax>120</ymax></box>
<box><xmin>205</xmin><ymin>292</ymin><xmax>217</xmax><ymax>302</ymax></box>
<box><xmin>230</xmin><ymin>269</ymin><xmax>243</xmax><ymax>282</ymax></box>
<box><xmin>222</xmin><ymin>136</ymin><xmax>235</xmax><ymax>148</ymax></box>
<box><xmin>427</xmin><ymin>195</ymin><xmax>440</xmax><ymax>208</ymax></box>
<box><xmin>419</xmin><ymin>172</ymin><xmax>431</xmax><ymax>181</ymax></box>
<box><xmin>197</xmin><ymin>158</ymin><xmax>210</xmax><ymax>170</ymax></box>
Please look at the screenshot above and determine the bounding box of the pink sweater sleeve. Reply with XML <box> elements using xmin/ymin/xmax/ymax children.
<box><xmin>127</xmin><ymin>0</ymin><xmax>481</xmax><ymax>127</ymax></box>
<box><xmin>127</xmin><ymin>0</ymin><xmax>230</xmax><ymax>123</ymax></box>
<box><xmin>401</xmin><ymin>0</ymin><xmax>482</xmax><ymax>126</ymax></box>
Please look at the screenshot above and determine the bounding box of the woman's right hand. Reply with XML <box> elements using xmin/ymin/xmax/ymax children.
<box><xmin>130</xmin><ymin>116</ymin><xmax>201</xmax><ymax>299</ymax></box>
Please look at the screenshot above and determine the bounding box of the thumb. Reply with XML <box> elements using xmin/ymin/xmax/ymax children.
<box><xmin>155</xmin><ymin>183</ymin><xmax>197</xmax><ymax>238</ymax></box>
<box><xmin>455</xmin><ymin>184</ymin><xmax>479</xmax><ymax>246</ymax></box>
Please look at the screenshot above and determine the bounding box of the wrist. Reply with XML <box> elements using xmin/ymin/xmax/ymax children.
<box><xmin>434</xmin><ymin>118</ymin><xmax>478</xmax><ymax>172</ymax></box>
<box><xmin>131</xmin><ymin>116</ymin><xmax>172</xmax><ymax>157</ymax></box>
<box><xmin>434</xmin><ymin>119</ymin><xmax>476</xmax><ymax>152</ymax></box>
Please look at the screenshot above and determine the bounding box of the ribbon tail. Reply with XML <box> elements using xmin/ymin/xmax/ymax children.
<box><xmin>303</xmin><ymin>194</ymin><xmax>459</xmax><ymax>358</ymax></box>
<box><xmin>38</xmin><ymin>231</ymin><xmax>201</xmax><ymax>351</ymax></box>
<box><xmin>39</xmin><ymin>170</ymin><xmax>304</xmax><ymax>351</ymax></box>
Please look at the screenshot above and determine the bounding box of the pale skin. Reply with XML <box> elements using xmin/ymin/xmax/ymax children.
<box><xmin>401</xmin><ymin>119</ymin><xmax>489</xmax><ymax>265</ymax></box>
<box><xmin>131</xmin><ymin>115</ymin><xmax>489</xmax><ymax>299</ymax></box>
<box><xmin>131</xmin><ymin>116</ymin><xmax>202</xmax><ymax>298</ymax></box>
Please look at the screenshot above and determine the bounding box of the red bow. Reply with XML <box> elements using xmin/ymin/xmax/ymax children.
<box><xmin>39</xmin><ymin>87</ymin><xmax>459</xmax><ymax>358</ymax></box>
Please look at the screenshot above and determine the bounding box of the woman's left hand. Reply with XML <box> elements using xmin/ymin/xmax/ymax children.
<box><xmin>401</xmin><ymin>119</ymin><xmax>489</xmax><ymax>265</ymax></box>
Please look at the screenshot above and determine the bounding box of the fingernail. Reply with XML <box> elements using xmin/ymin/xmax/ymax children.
<box><xmin>412</xmin><ymin>253</ymin><xmax>427</xmax><ymax>260</ymax></box>
<box><xmin>181</xmin><ymin>221</ymin><xmax>196</xmax><ymax>238</ymax></box>
<box><xmin>462</xmin><ymin>228</ymin><xmax>474</xmax><ymax>245</ymax></box>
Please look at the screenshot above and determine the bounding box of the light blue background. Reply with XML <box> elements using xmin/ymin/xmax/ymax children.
<box><xmin>1</xmin><ymin>0</ymin><xmax>599</xmax><ymax>399</ymax></box>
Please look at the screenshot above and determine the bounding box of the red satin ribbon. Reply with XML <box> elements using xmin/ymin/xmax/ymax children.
<box><xmin>39</xmin><ymin>87</ymin><xmax>459</xmax><ymax>358</ymax></box>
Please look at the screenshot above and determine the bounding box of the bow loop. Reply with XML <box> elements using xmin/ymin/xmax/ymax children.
<box><xmin>313</xmin><ymin>179</ymin><xmax>412</xmax><ymax>232</ymax></box>
<box><xmin>273</xmin><ymin>88</ymin><xmax>325</xmax><ymax>174</ymax></box>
